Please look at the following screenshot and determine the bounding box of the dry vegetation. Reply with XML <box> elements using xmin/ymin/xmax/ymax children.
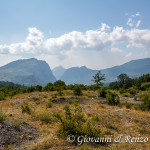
<box><xmin>0</xmin><ymin>89</ymin><xmax>150</xmax><ymax>150</ymax></box>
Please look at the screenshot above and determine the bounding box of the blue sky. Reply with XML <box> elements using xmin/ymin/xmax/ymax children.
<box><xmin>0</xmin><ymin>0</ymin><xmax>150</xmax><ymax>69</ymax></box>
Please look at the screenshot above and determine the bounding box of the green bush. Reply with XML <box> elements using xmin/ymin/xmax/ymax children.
<box><xmin>27</xmin><ymin>86</ymin><xmax>35</xmax><ymax>93</ymax></box>
<box><xmin>73</xmin><ymin>85</ymin><xmax>82</xmax><ymax>96</ymax></box>
<box><xmin>46</xmin><ymin>101</ymin><xmax>53</xmax><ymax>108</ymax></box>
<box><xmin>0</xmin><ymin>111</ymin><xmax>6</xmax><ymax>123</ymax></box>
<box><xmin>0</xmin><ymin>91</ymin><xmax>5</xmax><ymax>100</ymax></box>
<box><xmin>83</xmin><ymin>121</ymin><xmax>100</xmax><ymax>137</ymax></box>
<box><xmin>32</xmin><ymin>97</ymin><xmax>40</xmax><ymax>101</ymax></box>
<box><xmin>91</xmin><ymin>114</ymin><xmax>100</xmax><ymax>123</ymax></box>
<box><xmin>21</xmin><ymin>103</ymin><xmax>31</xmax><ymax>114</ymax></box>
<box><xmin>125</xmin><ymin>103</ymin><xmax>132</xmax><ymax>109</ymax></box>
<box><xmin>54</xmin><ymin>80</ymin><xmax>66</xmax><ymax>90</ymax></box>
<box><xmin>119</xmin><ymin>88</ymin><xmax>126</xmax><ymax>94</ymax></box>
<box><xmin>38</xmin><ymin>113</ymin><xmax>52</xmax><ymax>123</ymax></box>
<box><xmin>51</xmin><ymin>93</ymin><xmax>57</xmax><ymax>99</ymax></box>
<box><xmin>106</xmin><ymin>92</ymin><xmax>120</xmax><ymax>105</ymax></box>
<box><xmin>35</xmin><ymin>85</ymin><xmax>43</xmax><ymax>92</ymax></box>
<box><xmin>57</xmin><ymin>90</ymin><xmax>64</xmax><ymax>96</ymax></box>
<box><xmin>127</xmin><ymin>88</ymin><xmax>136</xmax><ymax>95</ymax></box>
<box><xmin>68</xmin><ymin>99</ymin><xmax>79</xmax><ymax>106</ymax></box>
<box><xmin>139</xmin><ymin>93</ymin><xmax>150</xmax><ymax>111</ymax></box>
<box><xmin>134</xmin><ymin>105</ymin><xmax>140</xmax><ymax>110</ymax></box>
<box><xmin>54</xmin><ymin>105</ymin><xmax>104</xmax><ymax>145</ymax></box>
<box><xmin>98</xmin><ymin>87</ymin><xmax>107</xmax><ymax>98</ymax></box>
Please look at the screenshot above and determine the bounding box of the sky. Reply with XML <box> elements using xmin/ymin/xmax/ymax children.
<box><xmin>0</xmin><ymin>0</ymin><xmax>150</xmax><ymax>70</ymax></box>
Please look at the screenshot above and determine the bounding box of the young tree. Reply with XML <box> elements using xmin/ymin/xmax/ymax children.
<box><xmin>117</xmin><ymin>73</ymin><xmax>129</xmax><ymax>85</ymax></box>
<box><xmin>92</xmin><ymin>71</ymin><xmax>105</xmax><ymax>87</ymax></box>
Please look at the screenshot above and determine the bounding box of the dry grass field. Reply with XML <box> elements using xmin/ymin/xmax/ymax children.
<box><xmin>0</xmin><ymin>90</ymin><xmax>150</xmax><ymax>150</ymax></box>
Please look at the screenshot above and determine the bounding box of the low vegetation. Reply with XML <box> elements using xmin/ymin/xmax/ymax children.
<box><xmin>106</xmin><ymin>92</ymin><xmax>120</xmax><ymax>105</ymax></box>
<box><xmin>0</xmin><ymin>111</ymin><xmax>6</xmax><ymax>123</ymax></box>
<box><xmin>1</xmin><ymin>73</ymin><xmax>150</xmax><ymax>149</ymax></box>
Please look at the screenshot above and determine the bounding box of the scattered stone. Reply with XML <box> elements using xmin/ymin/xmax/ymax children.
<box><xmin>0</xmin><ymin>121</ymin><xmax>38</xmax><ymax>147</ymax></box>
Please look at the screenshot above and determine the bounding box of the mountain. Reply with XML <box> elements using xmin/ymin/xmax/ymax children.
<box><xmin>0</xmin><ymin>58</ymin><xmax>56</xmax><ymax>86</ymax></box>
<box><xmin>52</xmin><ymin>66</ymin><xmax>66</xmax><ymax>80</ymax></box>
<box><xmin>60</xmin><ymin>66</ymin><xmax>97</xmax><ymax>85</ymax></box>
<box><xmin>60</xmin><ymin>58</ymin><xmax>150</xmax><ymax>85</ymax></box>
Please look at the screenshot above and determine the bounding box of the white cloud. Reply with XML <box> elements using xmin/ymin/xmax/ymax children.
<box><xmin>0</xmin><ymin>27</ymin><xmax>45</xmax><ymax>56</ymax></box>
<box><xmin>135</xmin><ymin>20</ymin><xmax>141</xmax><ymax>28</ymax></box>
<box><xmin>0</xmin><ymin>17</ymin><xmax>150</xmax><ymax>60</ymax></box>
<box><xmin>127</xmin><ymin>18</ymin><xmax>134</xmax><ymax>27</ymax></box>
<box><xmin>125</xmin><ymin>52</ymin><xmax>132</xmax><ymax>57</ymax></box>
<box><xmin>100</xmin><ymin>23</ymin><xmax>110</xmax><ymax>31</ymax></box>
<box><xmin>111</xmin><ymin>47</ymin><xmax>123</xmax><ymax>53</ymax></box>
<box><xmin>127</xmin><ymin>12</ymin><xmax>141</xmax><ymax>28</ymax></box>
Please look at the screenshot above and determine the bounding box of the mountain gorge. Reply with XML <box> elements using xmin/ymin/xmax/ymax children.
<box><xmin>52</xmin><ymin>66</ymin><xmax>66</xmax><ymax>80</ymax></box>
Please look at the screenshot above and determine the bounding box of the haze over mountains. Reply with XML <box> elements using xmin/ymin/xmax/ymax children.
<box><xmin>55</xmin><ymin>58</ymin><xmax>150</xmax><ymax>85</ymax></box>
<box><xmin>0</xmin><ymin>58</ymin><xmax>150</xmax><ymax>86</ymax></box>
<box><xmin>52</xmin><ymin>66</ymin><xmax>66</xmax><ymax>80</ymax></box>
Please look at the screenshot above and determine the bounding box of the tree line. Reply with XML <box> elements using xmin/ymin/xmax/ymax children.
<box><xmin>0</xmin><ymin>72</ymin><xmax>150</xmax><ymax>101</ymax></box>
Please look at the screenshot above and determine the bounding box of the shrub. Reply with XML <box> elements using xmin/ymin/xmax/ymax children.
<box><xmin>35</xmin><ymin>85</ymin><xmax>43</xmax><ymax>92</ymax></box>
<box><xmin>73</xmin><ymin>85</ymin><xmax>82</xmax><ymax>96</ymax></box>
<box><xmin>21</xmin><ymin>103</ymin><xmax>31</xmax><ymax>114</ymax></box>
<box><xmin>98</xmin><ymin>87</ymin><xmax>107</xmax><ymax>98</ymax></box>
<box><xmin>13</xmin><ymin>120</ymin><xmax>21</xmax><ymax>128</ymax></box>
<box><xmin>83</xmin><ymin>121</ymin><xmax>100</xmax><ymax>137</ymax></box>
<box><xmin>68</xmin><ymin>99</ymin><xmax>79</xmax><ymax>105</ymax></box>
<box><xmin>125</xmin><ymin>102</ymin><xmax>132</xmax><ymax>109</ymax></box>
<box><xmin>38</xmin><ymin>113</ymin><xmax>52</xmax><ymax>123</ymax></box>
<box><xmin>27</xmin><ymin>86</ymin><xmax>35</xmax><ymax>93</ymax></box>
<box><xmin>128</xmin><ymin>88</ymin><xmax>136</xmax><ymax>95</ymax></box>
<box><xmin>119</xmin><ymin>88</ymin><xmax>126</xmax><ymax>94</ymax></box>
<box><xmin>0</xmin><ymin>91</ymin><xmax>5</xmax><ymax>101</ymax></box>
<box><xmin>106</xmin><ymin>92</ymin><xmax>120</xmax><ymax>105</ymax></box>
<box><xmin>54</xmin><ymin>105</ymin><xmax>104</xmax><ymax>145</ymax></box>
<box><xmin>91</xmin><ymin>114</ymin><xmax>100</xmax><ymax>123</ymax></box>
<box><xmin>57</xmin><ymin>90</ymin><xmax>64</xmax><ymax>96</ymax></box>
<box><xmin>43</xmin><ymin>83</ymin><xmax>54</xmax><ymax>91</ymax></box>
<box><xmin>32</xmin><ymin>97</ymin><xmax>40</xmax><ymax>101</ymax></box>
<box><xmin>51</xmin><ymin>93</ymin><xmax>57</xmax><ymax>99</ymax></box>
<box><xmin>54</xmin><ymin>80</ymin><xmax>66</xmax><ymax>90</ymax></box>
<box><xmin>0</xmin><ymin>111</ymin><xmax>6</xmax><ymax>123</ymax></box>
<box><xmin>46</xmin><ymin>101</ymin><xmax>53</xmax><ymax>108</ymax></box>
<box><xmin>139</xmin><ymin>93</ymin><xmax>150</xmax><ymax>111</ymax></box>
<box><xmin>134</xmin><ymin>105</ymin><xmax>140</xmax><ymax>110</ymax></box>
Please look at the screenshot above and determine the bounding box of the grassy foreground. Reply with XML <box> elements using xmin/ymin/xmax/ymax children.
<box><xmin>0</xmin><ymin>90</ymin><xmax>150</xmax><ymax>150</ymax></box>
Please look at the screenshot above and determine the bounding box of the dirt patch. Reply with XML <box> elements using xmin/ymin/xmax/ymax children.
<box><xmin>0</xmin><ymin>121</ymin><xmax>38</xmax><ymax>148</ymax></box>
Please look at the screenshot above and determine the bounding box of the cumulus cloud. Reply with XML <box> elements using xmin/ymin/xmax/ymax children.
<box><xmin>100</xmin><ymin>23</ymin><xmax>110</xmax><ymax>31</ymax></box>
<box><xmin>0</xmin><ymin>27</ymin><xmax>45</xmax><ymax>56</ymax></box>
<box><xmin>0</xmin><ymin>18</ymin><xmax>150</xmax><ymax>59</ymax></box>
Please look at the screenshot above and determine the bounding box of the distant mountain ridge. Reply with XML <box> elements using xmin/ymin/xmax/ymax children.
<box><xmin>60</xmin><ymin>58</ymin><xmax>150</xmax><ymax>85</ymax></box>
<box><xmin>0</xmin><ymin>57</ymin><xmax>150</xmax><ymax>86</ymax></box>
<box><xmin>0</xmin><ymin>58</ymin><xmax>56</xmax><ymax>86</ymax></box>
<box><xmin>52</xmin><ymin>66</ymin><xmax>66</xmax><ymax>80</ymax></box>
